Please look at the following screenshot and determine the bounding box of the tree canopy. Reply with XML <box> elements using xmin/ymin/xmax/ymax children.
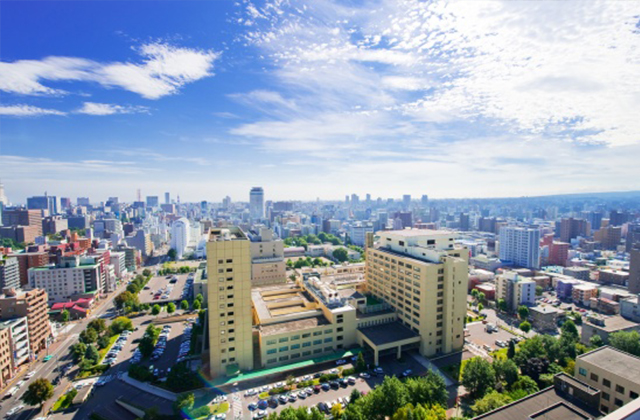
<box><xmin>609</xmin><ymin>330</ymin><xmax>640</xmax><ymax>356</ymax></box>
<box><xmin>461</xmin><ymin>357</ymin><xmax>496</xmax><ymax>398</ymax></box>
<box><xmin>22</xmin><ymin>378</ymin><xmax>54</xmax><ymax>410</ymax></box>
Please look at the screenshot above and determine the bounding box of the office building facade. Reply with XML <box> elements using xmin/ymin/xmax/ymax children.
<box><xmin>250</xmin><ymin>187</ymin><xmax>264</xmax><ymax>220</ymax></box>
<box><xmin>499</xmin><ymin>226</ymin><xmax>541</xmax><ymax>269</ymax></box>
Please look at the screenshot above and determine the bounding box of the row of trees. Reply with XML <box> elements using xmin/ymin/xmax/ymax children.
<box><xmin>283</xmin><ymin>233</ymin><xmax>344</xmax><ymax>249</ymax></box>
<box><xmin>286</xmin><ymin>256</ymin><xmax>330</xmax><ymax>269</ymax></box>
<box><xmin>71</xmin><ymin>317</ymin><xmax>133</xmax><ymax>370</ymax></box>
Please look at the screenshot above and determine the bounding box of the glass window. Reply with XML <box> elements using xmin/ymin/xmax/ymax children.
<box><xmin>616</xmin><ymin>385</ymin><xmax>625</xmax><ymax>394</ymax></box>
<box><xmin>579</xmin><ymin>368</ymin><xmax>587</xmax><ymax>376</ymax></box>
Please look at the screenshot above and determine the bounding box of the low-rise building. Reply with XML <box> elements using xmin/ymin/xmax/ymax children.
<box><xmin>591</xmin><ymin>298</ymin><xmax>620</xmax><ymax>315</ymax></box>
<box><xmin>576</xmin><ymin>346</ymin><xmax>640</xmax><ymax>415</ymax></box>
<box><xmin>471</xmin><ymin>373</ymin><xmax>602</xmax><ymax>420</ymax></box>
<box><xmin>598</xmin><ymin>269</ymin><xmax>629</xmax><ymax>287</ymax></box>
<box><xmin>573</xmin><ymin>284</ymin><xmax>598</xmax><ymax>306</ymax></box>
<box><xmin>620</xmin><ymin>294</ymin><xmax>640</xmax><ymax>323</ymax></box>
<box><xmin>564</xmin><ymin>266</ymin><xmax>591</xmax><ymax>281</ymax></box>
<box><xmin>529</xmin><ymin>305</ymin><xmax>560</xmax><ymax>332</ymax></box>
<box><xmin>581</xmin><ymin>315</ymin><xmax>640</xmax><ymax>346</ymax></box>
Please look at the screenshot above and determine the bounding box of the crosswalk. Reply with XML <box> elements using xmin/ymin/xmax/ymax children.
<box><xmin>231</xmin><ymin>392</ymin><xmax>243</xmax><ymax>419</ymax></box>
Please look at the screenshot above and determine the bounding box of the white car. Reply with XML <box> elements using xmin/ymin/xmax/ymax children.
<box><xmin>6</xmin><ymin>405</ymin><xmax>24</xmax><ymax>416</ymax></box>
<box><xmin>25</xmin><ymin>371</ymin><xmax>36</xmax><ymax>379</ymax></box>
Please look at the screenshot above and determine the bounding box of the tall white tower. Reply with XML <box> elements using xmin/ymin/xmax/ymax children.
<box><xmin>171</xmin><ymin>218</ymin><xmax>190</xmax><ymax>259</ymax></box>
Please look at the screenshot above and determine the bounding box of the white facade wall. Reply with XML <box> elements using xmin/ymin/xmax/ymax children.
<box><xmin>170</xmin><ymin>218</ymin><xmax>190</xmax><ymax>259</ymax></box>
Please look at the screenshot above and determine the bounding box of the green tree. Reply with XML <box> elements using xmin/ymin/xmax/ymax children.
<box><xmin>573</xmin><ymin>313</ymin><xmax>583</xmax><ymax>325</ymax></box>
<box><xmin>333</xmin><ymin>247</ymin><xmax>349</xmax><ymax>262</ymax></box>
<box><xmin>497</xmin><ymin>298</ymin><xmax>508</xmax><ymax>313</ymax></box>
<box><xmin>21</xmin><ymin>378</ymin><xmax>54</xmax><ymax>413</ymax></box>
<box><xmin>405</xmin><ymin>371</ymin><xmax>448</xmax><ymax>408</ymax></box>
<box><xmin>364</xmin><ymin>376</ymin><xmax>410</xmax><ymax>419</ymax></box>
<box><xmin>478</xmin><ymin>292</ymin><xmax>486</xmax><ymax>304</ymax></box>
<box><xmin>561</xmin><ymin>319</ymin><xmax>579</xmax><ymax>343</ymax></box>
<box><xmin>110</xmin><ymin>316</ymin><xmax>133</xmax><ymax>334</ymax></box>
<box><xmin>518</xmin><ymin>305</ymin><xmax>530</xmax><ymax>320</ymax></box>
<box><xmin>510</xmin><ymin>375</ymin><xmax>539</xmax><ymax>394</ymax></box>
<box><xmin>349</xmin><ymin>388</ymin><xmax>362</xmax><ymax>404</ymax></box>
<box><xmin>535</xmin><ymin>286</ymin><xmax>543</xmax><ymax>296</ymax></box>
<box><xmin>142</xmin><ymin>268</ymin><xmax>152</xmax><ymax>277</ymax></box>
<box><xmin>97</xmin><ymin>335</ymin><xmax>111</xmax><ymax>350</ymax></box>
<box><xmin>589</xmin><ymin>334</ymin><xmax>604</xmax><ymax>348</ymax></box>
<box><xmin>288</xmin><ymin>274</ymin><xmax>297</xmax><ymax>282</ymax></box>
<box><xmin>193</xmin><ymin>299</ymin><xmax>201</xmax><ymax>310</ymax></box>
<box><xmin>195</xmin><ymin>293</ymin><xmax>204</xmax><ymax>303</ymax></box>
<box><xmin>166</xmin><ymin>362</ymin><xmax>204</xmax><ymax>392</ymax></box>
<box><xmin>478</xmin><ymin>302</ymin><xmax>484</xmax><ymax>312</ymax></box>
<box><xmin>61</xmin><ymin>309</ymin><xmax>70</xmax><ymax>323</ymax></box>
<box><xmin>168</xmin><ymin>248</ymin><xmax>177</xmax><ymax>260</ymax></box>
<box><xmin>84</xmin><ymin>344</ymin><xmax>100</xmax><ymax>364</ymax></box>
<box><xmin>356</xmin><ymin>352</ymin><xmax>367</xmax><ymax>372</ymax></box>
<box><xmin>152</xmin><ymin>304</ymin><xmax>161</xmax><ymax>316</ymax></box>
<box><xmin>519</xmin><ymin>321</ymin><xmax>532</xmax><ymax>333</ymax></box>
<box><xmin>472</xmin><ymin>390</ymin><xmax>512</xmax><ymax>415</ymax></box>
<box><xmin>80</xmin><ymin>327</ymin><xmax>98</xmax><ymax>344</ymax></box>
<box><xmin>180</xmin><ymin>300</ymin><xmax>189</xmax><ymax>311</ymax></box>
<box><xmin>507</xmin><ymin>340</ymin><xmax>516</xmax><ymax>359</ymax></box>
<box><xmin>493</xmin><ymin>359</ymin><xmax>519</xmax><ymax>387</ymax></box>
<box><xmin>286</xmin><ymin>374</ymin><xmax>295</xmax><ymax>387</ymax></box>
<box><xmin>609</xmin><ymin>330</ymin><xmax>640</xmax><ymax>356</ymax></box>
<box><xmin>167</xmin><ymin>302</ymin><xmax>176</xmax><ymax>315</ymax></box>
<box><xmin>71</xmin><ymin>342</ymin><xmax>87</xmax><ymax>363</ymax></box>
<box><xmin>174</xmin><ymin>392</ymin><xmax>195</xmax><ymax>414</ymax></box>
<box><xmin>520</xmin><ymin>357</ymin><xmax>549</xmax><ymax>382</ymax></box>
<box><xmin>461</xmin><ymin>357</ymin><xmax>496</xmax><ymax>398</ymax></box>
<box><xmin>115</xmin><ymin>291</ymin><xmax>139</xmax><ymax>309</ymax></box>
<box><xmin>286</xmin><ymin>259</ymin><xmax>293</xmax><ymax>268</ymax></box>
<box><xmin>88</xmin><ymin>319</ymin><xmax>106</xmax><ymax>334</ymax></box>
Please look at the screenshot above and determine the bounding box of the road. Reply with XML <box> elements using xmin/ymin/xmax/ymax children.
<box><xmin>0</xmin><ymin>259</ymin><xmax>168</xmax><ymax>420</ymax></box>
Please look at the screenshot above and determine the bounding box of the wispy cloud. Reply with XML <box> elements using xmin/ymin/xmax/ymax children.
<box><xmin>0</xmin><ymin>42</ymin><xmax>220</xmax><ymax>99</ymax></box>
<box><xmin>110</xmin><ymin>148</ymin><xmax>211</xmax><ymax>166</ymax></box>
<box><xmin>0</xmin><ymin>104</ymin><xmax>66</xmax><ymax>116</ymax></box>
<box><xmin>75</xmin><ymin>102</ymin><xmax>150</xmax><ymax>116</ymax></box>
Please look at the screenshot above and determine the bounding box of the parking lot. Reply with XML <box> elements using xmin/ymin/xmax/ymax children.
<box><xmin>465</xmin><ymin>321</ymin><xmax>519</xmax><ymax>354</ymax></box>
<box><xmin>232</xmin><ymin>352</ymin><xmax>432</xmax><ymax>419</ymax></box>
<box><xmin>139</xmin><ymin>273</ymin><xmax>190</xmax><ymax>305</ymax></box>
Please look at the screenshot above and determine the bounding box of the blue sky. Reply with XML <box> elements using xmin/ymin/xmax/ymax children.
<box><xmin>1</xmin><ymin>1</ymin><xmax>640</xmax><ymax>204</ymax></box>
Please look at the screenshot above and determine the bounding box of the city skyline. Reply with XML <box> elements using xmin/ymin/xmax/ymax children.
<box><xmin>2</xmin><ymin>1</ymin><xmax>640</xmax><ymax>202</ymax></box>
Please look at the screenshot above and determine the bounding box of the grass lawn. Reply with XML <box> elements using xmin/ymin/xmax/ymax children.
<box><xmin>52</xmin><ymin>389</ymin><xmax>77</xmax><ymax>412</ymax></box>
<box><xmin>491</xmin><ymin>347</ymin><xmax>509</xmax><ymax>360</ymax></box>
<box><xmin>211</xmin><ymin>402</ymin><xmax>229</xmax><ymax>415</ymax></box>
<box><xmin>98</xmin><ymin>334</ymin><xmax>120</xmax><ymax>362</ymax></box>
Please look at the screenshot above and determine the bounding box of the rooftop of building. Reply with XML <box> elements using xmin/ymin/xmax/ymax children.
<box><xmin>530</xmin><ymin>305</ymin><xmax>561</xmax><ymax>314</ymax></box>
<box><xmin>585</xmin><ymin>315</ymin><xmax>639</xmax><ymax>332</ymax></box>
<box><xmin>260</xmin><ymin>315</ymin><xmax>330</xmax><ymax>336</ymax></box>
<box><xmin>379</xmin><ymin>228</ymin><xmax>454</xmax><ymax>238</ymax></box>
<box><xmin>472</xmin><ymin>374</ymin><xmax>601</xmax><ymax>420</ymax></box>
<box><xmin>577</xmin><ymin>346</ymin><xmax>640</xmax><ymax>385</ymax></box>
<box><xmin>357</xmin><ymin>321</ymin><xmax>420</xmax><ymax>346</ymax></box>
<box><xmin>574</xmin><ymin>284</ymin><xmax>598</xmax><ymax>291</ymax></box>
<box><xmin>208</xmin><ymin>227</ymin><xmax>247</xmax><ymax>242</ymax></box>
<box><xmin>252</xmin><ymin>284</ymin><xmax>319</xmax><ymax>322</ymax></box>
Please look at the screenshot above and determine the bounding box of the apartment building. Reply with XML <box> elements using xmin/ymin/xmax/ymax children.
<box><xmin>0</xmin><ymin>256</ymin><xmax>20</xmax><ymax>290</ymax></box>
<box><xmin>248</xmin><ymin>228</ymin><xmax>286</xmax><ymax>286</ymax></box>
<box><xmin>581</xmin><ymin>315</ymin><xmax>640</xmax><ymax>346</ymax></box>
<box><xmin>206</xmin><ymin>228</ymin><xmax>254</xmax><ymax>377</ymax></box>
<box><xmin>8</xmin><ymin>251</ymin><xmax>49</xmax><ymax>286</ymax></box>
<box><xmin>0</xmin><ymin>326</ymin><xmax>13</xmax><ymax>390</ymax></box>
<box><xmin>576</xmin><ymin>346</ymin><xmax>640</xmax><ymax>415</ymax></box>
<box><xmin>365</xmin><ymin>229</ymin><xmax>468</xmax><ymax>357</ymax></box>
<box><xmin>496</xmin><ymin>271</ymin><xmax>536</xmax><ymax>312</ymax></box>
<box><xmin>573</xmin><ymin>284</ymin><xmax>599</xmax><ymax>306</ymax></box>
<box><xmin>0</xmin><ymin>288</ymin><xmax>50</xmax><ymax>355</ymax></box>
<box><xmin>499</xmin><ymin>226</ymin><xmax>540</xmax><ymax>269</ymax></box>
<box><xmin>28</xmin><ymin>256</ymin><xmax>101</xmax><ymax>304</ymax></box>
<box><xmin>0</xmin><ymin>317</ymin><xmax>30</xmax><ymax>367</ymax></box>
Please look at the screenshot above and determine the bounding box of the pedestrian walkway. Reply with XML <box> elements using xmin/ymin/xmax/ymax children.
<box><xmin>409</xmin><ymin>352</ymin><xmax>455</xmax><ymax>387</ymax></box>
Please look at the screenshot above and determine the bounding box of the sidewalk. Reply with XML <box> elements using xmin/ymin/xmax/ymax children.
<box><xmin>120</xmin><ymin>373</ymin><xmax>178</xmax><ymax>401</ymax></box>
<box><xmin>409</xmin><ymin>352</ymin><xmax>455</xmax><ymax>387</ymax></box>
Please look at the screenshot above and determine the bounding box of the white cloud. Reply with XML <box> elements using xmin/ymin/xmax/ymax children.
<box><xmin>75</xmin><ymin>102</ymin><xmax>149</xmax><ymax>116</ymax></box>
<box><xmin>0</xmin><ymin>43</ymin><xmax>220</xmax><ymax>99</ymax></box>
<box><xmin>0</xmin><ymin>104</ymin><xmax>66</xmax><ymax>116</ymax></box>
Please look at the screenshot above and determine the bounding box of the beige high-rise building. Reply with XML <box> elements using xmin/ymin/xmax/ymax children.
<box><xmin>248</xmin><ymin>228</ymin><xmax>286</xmax><ymax>286</ymax></box>
<box><xmin>365</xmin><ymin>229</ymin><xmax>468</xmax><ymax>356</ymax></box>
<box><xmin>206</xmin><ymin>228</ymin><xmax>254</xmax><ymax>378</ymax></box>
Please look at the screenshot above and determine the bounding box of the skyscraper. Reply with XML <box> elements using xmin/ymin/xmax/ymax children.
<box><xmin>558</xmin><ymin>218</ymin><xmax>589</xmax><ymax>243</ymax></box>
<box><xmin>146</xmin><ymin>196</ymin><xmax>159</xmax><ymax>208</ymax></box>
<box><xmin>629</xmin><ymin>248</ymin><xmax>640</xmax><ymax>295</ymax></box>
<box><xmin>402</xmin><ymin>194</ymin><xmax>411</xmax><ymax>209</ymax></box>
<box><xmin>249</xmin><ymin>187</ymin><xmax>264</xmax><ymax>219</ymax></box>
<box><xmin>165</xmin><ymin>192</ymin><xmax>170</xmax><ymax>204</ymax></box>
<box><xmin>27</xmin><ymin>194</ymin><xmax>58</xmax><ymax>215</ymax></box>
<box><xmin>421</xmin><ymin>195</ymin><xmax>429</xmax><ymax>207</ymax></box>
<box><xmin>170</xmin><ymin>218</ymin><xmax>190</xmax><ymax>259</ymax></box>
<box><xmin>499</xmin><ymin>226</ymin><xmax>541</xmax><ymax>269</ymax></box>
<box><xmin>207</xmin><ymin>228</ymin><xmax>254</xmax><ymax>377</ymax></box>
